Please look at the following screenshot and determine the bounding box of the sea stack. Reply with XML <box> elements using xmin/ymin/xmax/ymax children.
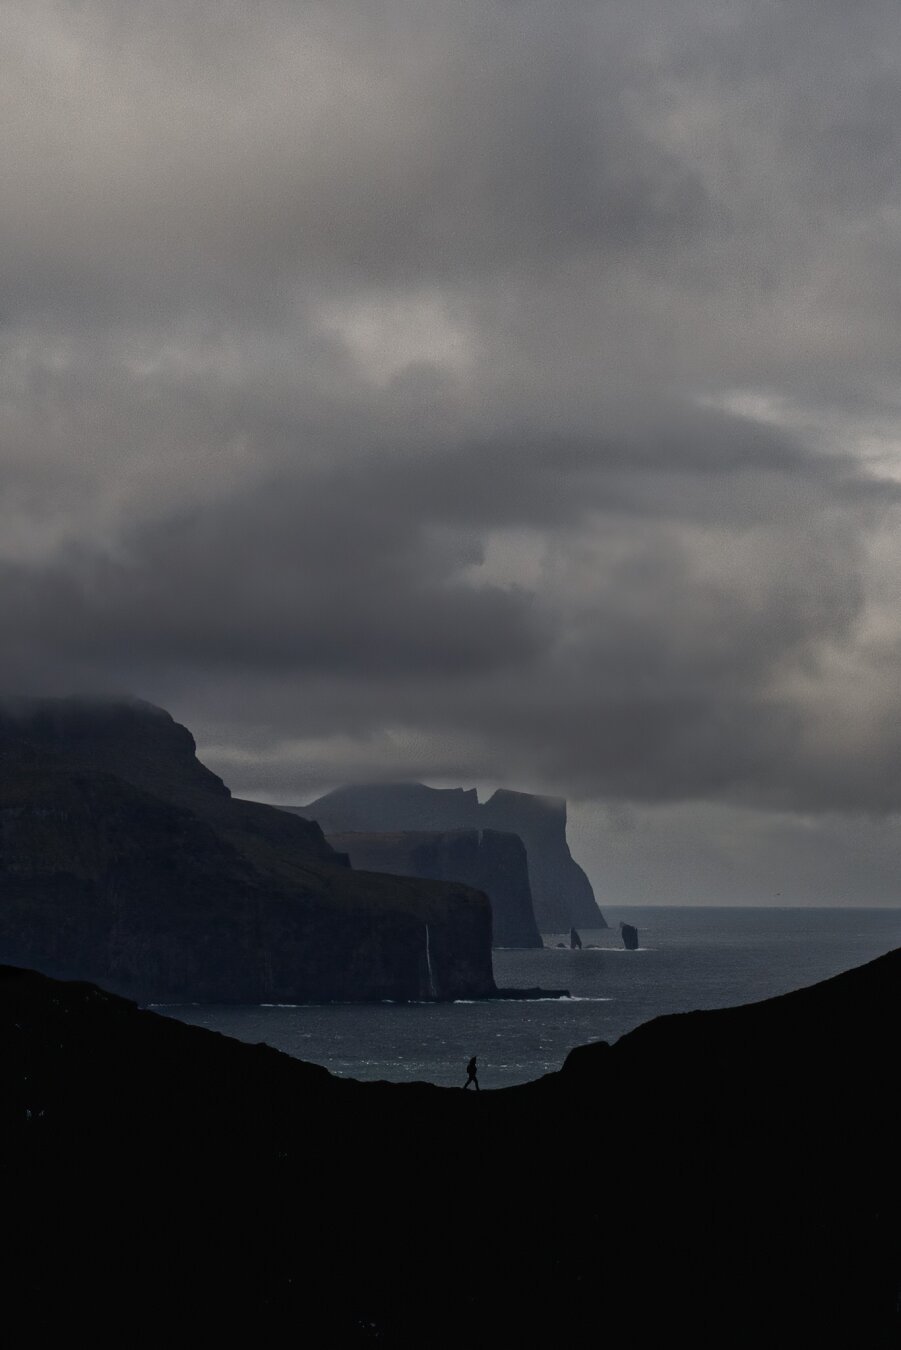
<box><xmin>620</xmin><ymin>922</ymin><xmax>639</xmax><ymax>950</ymax></box>
<box><xmin>570</xmin><ymin>926</ymin><xmax>582</xmax><ymax>949</ymax></box>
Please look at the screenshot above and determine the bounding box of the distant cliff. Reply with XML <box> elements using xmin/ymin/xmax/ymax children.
<box><xmin>479</xmin><ymin>789</ymin><xmax>603</xmax><ymax>931</ymax></box>
<box><xmin>296</xmin><ymin>782</ymin><xmax>606</xmax><ymax>931</ymax></box>
<box><xmin>0</xmin><ymin>699</ymin><xmax>496</xmax><ymax>1002</ymax></box>
<box><xmin>326</xmin><ymin>828</ymin><xmax>543</xmax><ymax>947</ymax></box>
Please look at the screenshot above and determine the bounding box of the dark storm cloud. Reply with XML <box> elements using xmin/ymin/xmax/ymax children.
<box><xmin>4</xmin><ymin>0</ymin><xmax>901</xmax><ymax>856</ymax></box>
<box><xmin>2</xmin><ymin>396</ymin><xmax>893</xmax><ymax>813</ymax></box>
<box><xmin>0</xmin><ymin>483</ymin><xmax>540</xmax><ymax>680</ymax></box>
<box><xmin>0</xmin><ymin>0</ymin><xmax>714</xmax><ymax>330</ymax></box>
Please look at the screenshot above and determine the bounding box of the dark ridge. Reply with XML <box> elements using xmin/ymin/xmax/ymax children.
<box><xmin>2</xmin><ymin>949</ymin><xmax>898</xmax><ymax>1343</ymax></box>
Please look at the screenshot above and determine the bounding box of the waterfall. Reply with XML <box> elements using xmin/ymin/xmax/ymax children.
<box><xmin>424</xmin><ymin>923</ymin><xmax>437</xmax><ymax>999</ymax></box>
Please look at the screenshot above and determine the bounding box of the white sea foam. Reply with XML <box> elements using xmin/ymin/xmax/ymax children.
<box><xmin>453</xmin><ymin>995</ymin><xmax>611</xmax><ymax>1003</ymax></box>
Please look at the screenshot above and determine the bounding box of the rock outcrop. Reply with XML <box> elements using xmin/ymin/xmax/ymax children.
<box><xmin>0</xmin><ymin>698</ymin><xmax>496</xmax><ymax>1003</ymax></box>
<box><xmin>620</xmin><ymin>921</ymin><xmax>639</xmax><ymax>950</ymax></box>
<box><xmin>296</xmin><ymin>782</ymin><xmax>606</xmax><ymax>932</ymax></box>
<box><xmin>325</xmin><ymin>828</ymin><xmax>543</xmax><ymax>947</ymax></box>
<box><xmin>2</xmin><ymin>949</ymin><xmax>899</xmax><ymax>1343</ymax></box>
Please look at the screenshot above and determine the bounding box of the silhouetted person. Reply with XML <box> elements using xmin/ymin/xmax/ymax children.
<box><xmin>463</xmin><ymin>1055</ymin><xmax>479</xmax><ymax>1091</ymax></box>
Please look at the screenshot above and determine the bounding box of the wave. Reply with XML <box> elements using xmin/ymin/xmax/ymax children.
<box><xmin>453</xmin><ymin>995</ymin><xmax>611</xmax><ymax>1003</ymax></box>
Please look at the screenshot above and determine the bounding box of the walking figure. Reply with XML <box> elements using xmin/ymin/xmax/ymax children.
<box><xmin>463</xmin><ymin>1055</ymin><xmax>480</xmax><ymax>1091</ymax></box>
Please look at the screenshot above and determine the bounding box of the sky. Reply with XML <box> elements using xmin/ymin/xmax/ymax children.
<box><xmin>4</xmin><ymin>1</ymin><xmax>901</xmax><ymax>904</ymax></box>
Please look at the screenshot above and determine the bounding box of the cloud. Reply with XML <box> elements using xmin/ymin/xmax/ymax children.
<box><xmin>4</xmin><ymin>0</ymin><xmax>901</xmax><ymax>856</ymax></box>
<box><xmin>3</xmin><ymin>396</ymin><xmax>897</xmax><ymax>813</ymax></box>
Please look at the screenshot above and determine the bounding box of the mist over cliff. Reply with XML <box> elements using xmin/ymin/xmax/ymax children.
<box><xmin>298</xmin><ymin>782</ymin><xmax>605</xmax><ymax>931</ymax></box>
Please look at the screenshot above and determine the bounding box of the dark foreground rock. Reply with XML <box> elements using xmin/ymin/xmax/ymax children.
<box><xmin>2</xmin><ymin>950</ymin><xmax>899</xmax><ymax>1345</ymax></box>
<box><xmin>0</xmin><ymin>698</ymin><xmax>496</xmax><ymax>1003</ymax></box>
<box><xmin>297</xmin><ymin>781</ymin><xmax>606</xmax><ymax>931</ymax></box>
<box><xmin>326</xmin><ymin>828</ymin><xmax>543</xmax><ymax>947</ymax></box>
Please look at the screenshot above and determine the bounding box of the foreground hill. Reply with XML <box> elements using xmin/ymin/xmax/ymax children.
<box><xmin>1</xmin><ymin>949</ymin><xmax>898</xmax><ymax>1344</ymax></box>
<box><xmin>0</xmin><ymin>698</ymin><xmax>496</xmax><ymax>1002</ymax></box>
<box><xmin>296</xmin><ymin>781</ymin><xmax>606</xmax><ymax>931</ymax></box>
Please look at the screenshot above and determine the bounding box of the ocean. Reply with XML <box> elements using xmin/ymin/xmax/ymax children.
<box><xmin>158</xmin><ymin>906</ymin><xmax>901</xmax><ymax>1089</ymax></box>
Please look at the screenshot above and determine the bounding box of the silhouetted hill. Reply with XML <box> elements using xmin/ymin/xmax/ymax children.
<box><xmin>296</xmin><ymin>781</ymin><xmax>606</xmax><ymax>931</ymax></box>
<box><xmin>1</xmin><ymin>949</ymin><xmax>898</xmax><ymax>1344</ymax></box>
<box><xmin>0</xmin><ymin>699</ymin><xmax>496</xmax><ymax>1002</ymax></box>
<box><xmin>326</xmin><ymin>828</ymin><xmax>543</xmax><ymax>947</ymax></box>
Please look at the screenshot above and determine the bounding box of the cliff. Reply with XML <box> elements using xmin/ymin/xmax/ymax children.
<box><xmin>479</xmin><ymin>788</ymin><xmax>603</xmax><ymax>931</ymax></box>
<box><xmin>1</xmin><ymin>949</ymin><xmax>898</xmax><ymax>1344</ymax></box>
<box><xmin>326</xmin><ymin>828</ymin><xmax>543</xmax><ymax>947</ymax></box>
<box><xmin>301</xmin><ymin>781</ymin><xmax>482</xmax><ymax>833</ymax></box>
<box><xmin>0</xmin><ymin>699</ymin><xmax>496</xmax><ymax>1002</ymax></box>
<box><xmin>297</xmin><ymin>781</ymin><xmax>606</xmax><ymax>931</ymax></box>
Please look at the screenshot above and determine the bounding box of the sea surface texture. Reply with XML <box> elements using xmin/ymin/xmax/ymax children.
<box><xmin>160</xmin><ymin>907</ymin><xmax>901</xmax><ymax>1088</ymax></box>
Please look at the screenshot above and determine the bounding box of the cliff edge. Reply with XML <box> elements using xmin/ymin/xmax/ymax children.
<box><xmin>297</xmin><ymin>781</ymin><xmax>606</xmax><ymax>931</ymax></box>
<box><xmin>0</xmin><ymin>699</ymin><xmax>496</xmax><ymax>1003</ymax></box>
<box><xmin>325</xmin><ymin>827</ymin><xmax>543</xmax><ymax>947</ymax></box>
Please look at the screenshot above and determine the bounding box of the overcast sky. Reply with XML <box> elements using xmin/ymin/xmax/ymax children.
<box><xmin>5</xmin><ymin>1</ymin><xmax>901</xmax><ymax>904</ymax></box>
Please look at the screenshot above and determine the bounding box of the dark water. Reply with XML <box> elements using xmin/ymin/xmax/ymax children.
<box><xmin>158</xmin><ymin>907</ymin><xmax>901</xmax><ymax>1089</ymax></box>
